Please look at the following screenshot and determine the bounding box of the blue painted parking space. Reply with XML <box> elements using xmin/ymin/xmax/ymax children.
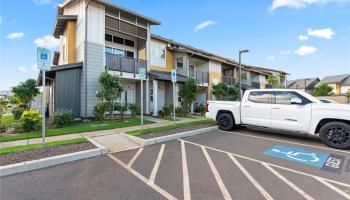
<box><xmin>264</xmin><ymin>145</ymin><xmax>330</xmax><ymax>168</ymax></box>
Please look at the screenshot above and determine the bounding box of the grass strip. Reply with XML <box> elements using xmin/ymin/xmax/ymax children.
<box><xmin>127</xmin><ymin>119</ymin><xmax>216</xmax><ymax>136</ymax></box>
<box><xmin>0</xmin><ymin>118</ymin><xmax>153</xmax><ymax>143</ymax></box>
<box><xmin>0</xmin><ymin>138</ymin><xmax>88</xmax><ymax>155</ymax></box>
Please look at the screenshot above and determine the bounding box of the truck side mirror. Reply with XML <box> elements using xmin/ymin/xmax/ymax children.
<box><xmin>291</xmin><ymin>98</ymin><xmax>302</xmax><ymax>104</ymax></box>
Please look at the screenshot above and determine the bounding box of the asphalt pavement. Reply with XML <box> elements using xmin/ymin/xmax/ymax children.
<box><xmin>1</xmin><ymin>127</ymin><xmax>349</xmax><ymax>200</ymax></box>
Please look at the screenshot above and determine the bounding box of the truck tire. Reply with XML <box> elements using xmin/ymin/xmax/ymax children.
<box><xmin>319</xmin><ymin>121</ymin><xmax>350</xmax><ymax>149</ymax></box>
<box><xmin>217</xmin><ymin>113</ymin><xmax>234</xmax><ymax>131</ymax></box>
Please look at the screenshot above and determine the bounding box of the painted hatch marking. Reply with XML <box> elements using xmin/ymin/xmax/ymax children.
<box><xmin>264</xmin><ymin>145</ymin><xmax>329</xmax><ymax>168</ymax></box>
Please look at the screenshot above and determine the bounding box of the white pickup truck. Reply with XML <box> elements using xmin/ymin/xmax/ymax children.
<box><xmin>206</xmin><ymin>89</ymin><xmax>350</xmax><ymax>149</ymax></box>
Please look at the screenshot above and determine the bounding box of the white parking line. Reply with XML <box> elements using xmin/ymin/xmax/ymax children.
<box><xmin>219</xmin><ymin>130</ymin><xmax>350</xmax><ymax>154</ymax></box>
<box><xmin>149</xmin><ymin>144</ymin><xmax>165</xmax><ymax>184</ymax></box>
<box><xmin>314</xmin><ymin>177</ymin><xmax>350</xmax><ymax>199</ymax></box>
<box><xmin>227</xmin><ymin>154</ymin><xmax>274</xmax><ymax>200</ymax></box>
<box><xmin>107</xmin><ymin>154</ymin><xmax>177</xmax><ymax>200</ymax></box>
<box><xmin>201</xmin><ymin>146</ymin><xmax>232</xmax><ymax>200</ymax></box>
<box><xmin>262</xmin><ymin>163</ymin><xmax>314</xmax><ymax>200</ymax></box>
<box><xmin>179</xmin><ymin>139</ymin><xmax>350</xmax><ymax>188</ymax></box>
<box><xmin>128</xmin><ymin>148</ymin><xmax>143</xmax><ymax>168</ymax></box>
<box><xmin>181</xmin><ymin>140</ymin><xmax>191</xmax><ymax>200</ymax></box>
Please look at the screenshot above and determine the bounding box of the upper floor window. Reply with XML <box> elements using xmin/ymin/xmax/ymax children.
<box><xmin>105</xmin><ymin>34</ymin><xmax>135</xmax><ymax>48</ymax></box>
<box><xmin>125</xmin><ymin>39</ymin><xmax>134</xmax><ymax>47</ymax></box>
<box><xmin>150</xmin><ymin>41</ymin><xmax>166</xmax><ymax>67</ymax></box>
<box><xmin>177</xmin><ymin>62</ymin><xmax>183</xmax><ymax>68</ymax></box>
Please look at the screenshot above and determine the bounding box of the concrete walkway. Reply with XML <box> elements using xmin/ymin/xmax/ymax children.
<box><xmin>0</xmin><ymin>116</ymin><xmax>206</xmax><ymax>151</ymax></box>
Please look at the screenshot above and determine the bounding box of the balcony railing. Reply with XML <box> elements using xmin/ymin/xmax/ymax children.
<box><xmin>105</xmin><ymin>52</ymin><xmax>147</xmax><ymax>77</ymax></box>
<box><xmin>222</xmin><ymin>76</ymin><xmax>236</xmax><ymax>86</ymax></box>
<box><xmin>189</xmin><ymin>68</ymin><xmax>209</xmax><ymax>84</ymax></box>
<box><xmin>251</xmin><ymin>82</ymin><xmax>260</xmax><ymax>89</ymax></box>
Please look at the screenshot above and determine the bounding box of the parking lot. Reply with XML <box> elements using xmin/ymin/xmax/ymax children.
<box><xmin>1</xmin><ymin>128</ymin><xmax>350</xmax><ymax>200</ymax></box>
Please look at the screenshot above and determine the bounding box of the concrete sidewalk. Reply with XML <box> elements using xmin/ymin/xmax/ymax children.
<box><xmin>0</xmin><ymin>116</ymin><xmax>206</xmax><ymax>149</ymax></box>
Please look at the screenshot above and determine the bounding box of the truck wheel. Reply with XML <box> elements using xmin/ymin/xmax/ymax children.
<box><xmin>319</xmin><ymin>121</ymin><xmax>350</xmax><ymax>149</ymax></box>
<box><xmin>217</xmin><ymin>113</ymin><xmax>234</xmax><ymax>131</ymax></box>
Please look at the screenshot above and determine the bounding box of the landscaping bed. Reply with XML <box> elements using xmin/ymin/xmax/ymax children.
<box><xmin>0</xmin><ymin>138</ymin><xmax>95</xmax><ymax>166</ymax></box>
<box><xmin>127</xmin><ymin>119</ymin><xmax>216</xmax><ymax>139</ymax></box>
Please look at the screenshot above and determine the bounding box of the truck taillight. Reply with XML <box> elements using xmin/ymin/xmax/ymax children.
<box><xmin>206</xmin><ymin>102</ymin><xmax>209</xmax><ymax>112</ymax></box>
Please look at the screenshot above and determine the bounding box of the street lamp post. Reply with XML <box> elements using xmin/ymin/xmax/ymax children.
<box><xmin>239</xmin><ymin>49</ymin><xmax>249</xmax><ymax>100</ymax></box>
<box><xmin>304</xmin><ymin>78</ymin><xmax>310</xmax><ymax>92</ymax></box>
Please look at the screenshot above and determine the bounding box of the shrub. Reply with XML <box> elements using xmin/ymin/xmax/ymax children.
<box><xmin>12</xmin><ymin>107</ymin><xmax>25</xmax><ymax>120</ymax></box>
<box><xmin>198</xmin><ymin>105</ymin><xmax>206</xmax><ymax>115</ymax></box>
<box><xmin>175</xmin><ymin>106</ymin><xmax>187</xmax><ymax>115</ymax></box>
<box><xmin>93</xmin><ymin>102</ymin><xmax>108</xmax><ymax>121</ymax></box>
<box><xmin>116</xmin><ymin>104</ymin><xmax>128</xmax><ymax>119</ymax></box>
<box><xmin>158</xmin><ymin>104</ymin><xmax>172</xmax><ymax>117</ymax></box>
<box><xmin>20</xmin><ymin>109</ymin><xmax>42</xmax><ymax>132</ymax></box>
<box><xmin>52</xmin><ymin>109</ymin><xmax>74</xmax><ymax>128</ymax></box>
<box><xmin>128</xmin><ymin>104</ymin><xmax>140</xmax><ymax>117</ymax></box>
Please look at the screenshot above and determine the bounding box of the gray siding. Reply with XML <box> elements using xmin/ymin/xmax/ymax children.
<box><xmin>165</xmin><ymin>81</ymin><xmax>173</xmax><ymax>105</ymax></box>
<box><xmin>81</xmin><ymin>42</ymin><xmax>104</xmax><ymax>117</ymax></box>
<box><xmin>135</xmin><ymin>80</ymin><xmax>147</xmax><ymax>112</ymax></box>
<box><xmin>55</xmin><ymin>68</ymin><xmax>81</xmax><ymax>117</ymax></box>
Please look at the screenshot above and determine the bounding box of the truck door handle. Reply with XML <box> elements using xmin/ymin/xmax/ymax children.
<box><xmin>243</xmin><ymin>105</ymin><xmax>250</xmax><ymax>108</ymax></box>
<box><xmin>272</xmin><ymin>107</ymin><xmax>280</xmax><ymax>110</ymax></box>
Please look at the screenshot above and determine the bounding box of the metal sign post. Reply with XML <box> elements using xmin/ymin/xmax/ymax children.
<box><xmin>171</xmin><ymin>70</ymin><xmax>177</xmax><ymax>125</ymax></box>
<box><xmin>37</xmin><ymin>47</ymin><xmax>51</xmax><ymax>144</ymax></box>
<box><xmin>139</xmin><ymin>68</ymin><xmax>146</xmax><ymax>131</ymax></box>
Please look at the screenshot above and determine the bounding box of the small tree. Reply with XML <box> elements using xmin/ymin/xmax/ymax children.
<box><xmin>179</xmin><ymin>78</ymin><xmax>199</xmax><ymax>113</ymax></box>
<box><xmin>213</xmin><ymin>83</ymin><xmax>240</xmax><ymax>101</ymax></box>
<box><xmin>0</xmin><ymin>99</ymin><xmax>7</xmax><ymax>125</ymax></box>
<box><xmin>11</xmin><ymin>79</ymin><xmax>39</xmax><ymax>109</ymax></box>
<box><xmin>312</xmin><ymin>84</ymin><xmax>333</xmax><ymax>96</ymax></box>
<box><xmin>267</xmin><ymin>75</ymin><xmax>279</xmax><ymax>88</ymax></box>
<box><xmin>96</xmin><ymin>71</ymin><xmax>123</xmax><ymax>120</ymax></box>
<box><xmin>346</xmin><ymin>89</ymin><xmax>350</xmax><ymax>99</ymax></box>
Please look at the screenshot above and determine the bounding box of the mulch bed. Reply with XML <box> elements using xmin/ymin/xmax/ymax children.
<box><xmin>138</xmin><ymin>124</ymin><xmax>215</xmax><ymax>139</ymax></box>
<box><xmin>0</xmin><ymin>142</ymin><xmax>96</xmax><ymax>166</ymax></box>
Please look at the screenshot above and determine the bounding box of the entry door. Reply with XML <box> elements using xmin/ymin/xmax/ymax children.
<box><xmin>270</xmin><ymin>91</ymin><xmax>312</xmax><ymax>133</ymax></box>
<box><xmin>241</xmin><ymin>91</ymin><xmax>272</xmax><ymax>127</ymax></box>
<box><xmin>157</xmin><ymin>82</ymin><xmax>165</xmax><ymax>112</ymax></box>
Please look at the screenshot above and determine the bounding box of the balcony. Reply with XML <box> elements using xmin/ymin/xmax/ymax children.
<box><xmin>105</xmin><ymin>52</ymin><xmax>147</xmax><ymax>78</ymax></box>
<box><xmin>222</xmin><ymin>76</ymin><xmax>236</xmax><ymax>86</ymax></box>
<box><xmin>189</xmin><ymin>69</ymin><xmax>209</xmax><ymax>85</ymax></box>
<box><xmin>251</xmin><ymin>82</ymin><xmax>260</xmax><ymax>89</ymax></box>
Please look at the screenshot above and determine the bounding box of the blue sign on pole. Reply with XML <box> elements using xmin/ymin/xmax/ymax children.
<box><xmin>37</xmin><ymin>47</ymin><xmax>51</xmax><ymax>71</ymax></box>
<box><xmin>264</xmin><ymin>145</ymin><xmax>329</xmax><ymax>168</ymax></box>
<box><xmin>171</xmin><ymin>69</ymin><xmax>176</xmax><ymax>82</ymax></box>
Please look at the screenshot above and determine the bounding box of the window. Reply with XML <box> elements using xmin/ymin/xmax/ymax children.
<box><xmin>114</xmin><ymin>48</ymin><xmax>125</xmax><ymax>56</ymax></box>
<box><xmin>124</xmin><ymin>39</ymin><xmax>134</xmax><ymax>47</ymax></box>
<box><xmin>272</xmin><ymin>91</ymin><xmax>310</xmax><ymax>105</ymax></box>
<box><xmin>113</xmin><ymin>36</ymin><xmax>124</xmax><ymax>44</ymax></box>
<box><xmin>178</xmin><ymin>96</ymin><xmax>182</xmax><ymax>102</ymax></box>
<box><xmin>177</xmin><ymin>62</ymin><xmax>183</xmax><ymax>68</ymax></box>
<box><xmin>150</xmin><ymin>41</ymin><xmax>166</xmax><ymax>67</ymax></box>
<box><xmin>126</xmin><ymin>51</ymin><xmax>134</xmax><ymax>58</ymax></box>
<box><xmin>248</xmin><ymin>91</ymin><xmax>271</xmax><ymax>104</ymax></box>
<box><xmin>150</xmin><ymin>88</ymin><xmax>153</xmax><ymax>102</ymax></box>
<box><xmin>105</xmin><ymin>34</ymin><xmax>112</xmax><ymax>42</ymax></box>
<box><xmin>105</xmin><ymin>46</ymin><xmax>113</xmax><ymax>53</ymax></box>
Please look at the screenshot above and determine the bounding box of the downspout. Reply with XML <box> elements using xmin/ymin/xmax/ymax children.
<box><xmin>84</xmin><ymin>0</ymin><xmax>91</xmax><ymax>117</ymax></box>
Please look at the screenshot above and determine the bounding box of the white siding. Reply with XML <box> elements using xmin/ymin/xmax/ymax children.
<box><xmin>209</xmin><ymin>60</ymin><xmax>221</xmax><ymax>73</ymax></box>
<box><xmin>150</xmin><ymin>40</ymin><xmax>166</xmax><ymax>67</ymax></box>
<box><xmin>87</xmin><ymin>1</ymin><xmax>105</xmax><ymax>45</ymax></box>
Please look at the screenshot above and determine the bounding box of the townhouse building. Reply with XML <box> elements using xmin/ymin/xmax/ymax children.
<box><xmin>318</xmin><ymin>74</ymin><xmax>350</xmax><ymax>95</ymax></box>
<box><xmin>287</xmin><ymin>78</ymin><xmax>320</xmax><ymax>94</ymax></box>
<box><xmin>40</xmin><ymin>0</ymin><xmax>288</xmax><ymax>118</ymax></box>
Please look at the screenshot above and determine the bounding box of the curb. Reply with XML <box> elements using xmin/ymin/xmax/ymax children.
<box><xmin>124</xmin><ymin>126</ymin><xmax>218</xmax><ymax>146</ymax></box>
<box><xmin>0</xmin><ymin>144</ymin><xmax>107</xmax><ymax>177</ymax></box>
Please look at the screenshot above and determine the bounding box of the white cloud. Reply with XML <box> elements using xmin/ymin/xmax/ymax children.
<box><xmin>194</xmin><ymin>20</ymin><xmax>216</xmax><ymax>32</ymax></box>
<box><xmin>33</xmin><ymin>0</ymin><xmax>53</xmax><ymax>5</ymax></box>
<box><xmin>307</xmin><ymin>28</ymin><xmax>335</xmax><ymax>39</ymax></box>
<box><xmin>34</xmin><ymin>35</ymin><xmax>59</xmax><ymax>49</ymax></box>
<box><xmin>295</xmin><ymin>45</ymin><xmax>317</xmax><ymax>55</ymax></box>
<box><xmin>266</xmin><ymin>56</ymin><xmax>275</xmax><ymax>61</ymax></box>
<box><xmin>280</xmin><ymin>50</ymin><xmax>291</xmax><ymax>55</ymax></box>
<box><xmin>17</xmin><ymin>66</ymin><xmax>28</xmax><ymax>73</ymax></box>
<box><xmin>269</xmin><ymin>0</ymin><xmax>349</xmax><ymax>11</ymax></box>
<box><xmin>298</xmin><ymin>35</ymin><xmax>309</xmax><ymax>41</ymax></box>
<box><xmin>6</xmin><ymin>32</ymin><xmax>24</xmax><ymax>40</ymax></box>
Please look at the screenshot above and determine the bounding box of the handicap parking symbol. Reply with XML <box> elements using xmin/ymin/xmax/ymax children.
<box><xmin>264</xmin><ymin>145</ymin><xmax>329</xmax><ymax>168</ymax></box>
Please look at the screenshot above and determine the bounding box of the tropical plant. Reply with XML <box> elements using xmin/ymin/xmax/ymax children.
<box><xmin>128</xmin><ymin>104</ymin><xmax>140</xmax><ymax>117</ymax></box>
<box><xmin>116</xmin><ymin>103</ymin><xmax>128</xmax><ymax>119</ymax></box>
<box><xmin>267</xmin><ymin>75</ymin><xmax>279</xmax><ymax>88</ymax></box>
<box><xmin>93</xmin><ymin>102</ymin><xmax>108</xmax><ymax>120</ymax></box>
<box><xmin>346</xmin><ymin>89</ymin><xmax>350</xmax><ymax>99</ymax></box>
<box><xmin>20</xmin><ymin>109</ymin><xmax>42</xmax><ymax>132</ymax></box>
<box><xmin>11</xmin><ymin>79</ymin><xmax>39</xmax><ymax>109</ymax></box>
<box><xmin>12</xmin><ymin>107</ymin><xmax>25</xmax><ymax>120</ymax></box>
<box><xmin>212</xmin><ymin>82</ymin><xmax>240</xmax><ymax>100</ymax></box>
<box><xmin>178</xmin><ymin>78</ymin><xmax>199</xmax><ymax>113</ymax></box>
<box><xmin>96</xmin><ymin>71</ymin><xmax>123</xmax><ymax>120</ymax></box>
<box><xmin>312</xmin><ymin>84</ymin><xmax>333</xmax><ymax>96</ymax></box>
<box><xmin>52</xmin><ymin>109</ymin><xmax>74</xmax><ymax>128</ymax></box>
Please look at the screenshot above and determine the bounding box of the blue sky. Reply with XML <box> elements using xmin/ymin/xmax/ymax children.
<box><xmin>1</xmin><ymin>0</ymin><xmax>350</xmax><ymax>90</ymax></box>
